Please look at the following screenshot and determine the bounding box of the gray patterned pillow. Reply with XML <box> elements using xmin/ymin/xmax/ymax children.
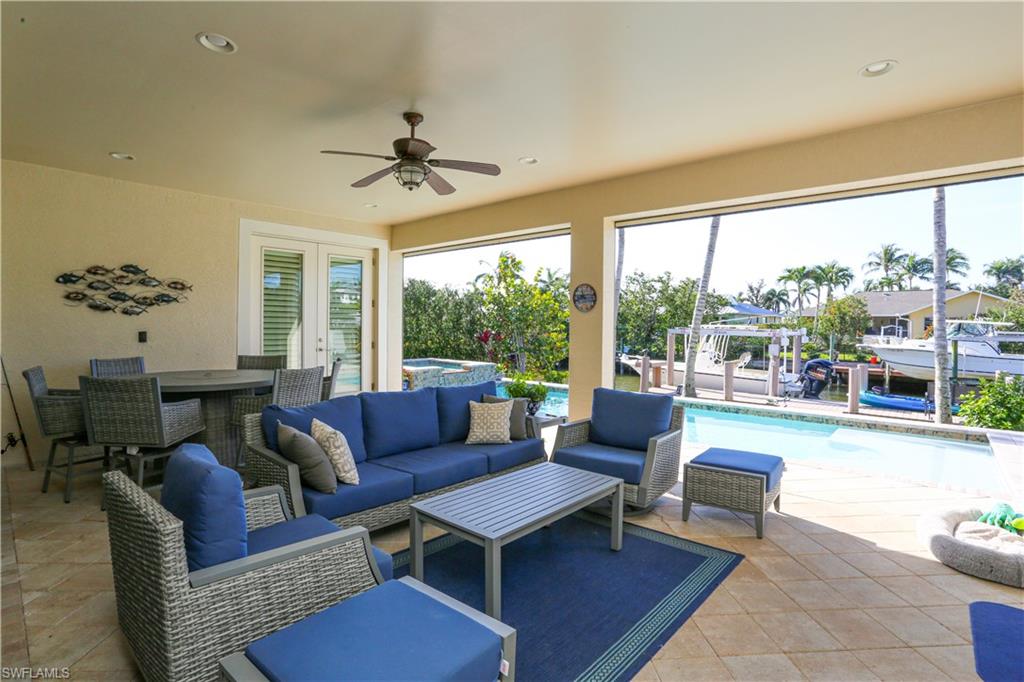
<box><xmin>466</xmin><ymin>400</ymin><xmax>513</xmax><ymax>445</ymax></box>
<box><xmin>483</xmin><ymin>394</ymin><xmax>530</xmax><ymax>440</ymax></box>
<box><xmin>310</xmin><ymin>418</ymin><xmax>359</xmax><ymax>485</ymax></box>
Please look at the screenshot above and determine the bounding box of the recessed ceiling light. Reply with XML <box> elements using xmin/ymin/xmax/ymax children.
<box><xmin>859</xmin><ymin>59</ymin><xmax>897</xmax><ymax>77</ymax></box>
<box><xmin>363</xmin><ymin>203</ymin><xmax>379</xmax><ymax>208</ymax></box>
<box><xmin>108</xmin><ymin>152</ymin><xmax>135</xmax><ymax>161</ymax></box>
<box><xmin>195</xmin><ymin>32</ymin><xmax>238</xmax><ymax>54</ymax></box>
<box><xmin>518</xmin><ymin>156</ymin><xmax>539</xmax><ymax>165</ymax></box>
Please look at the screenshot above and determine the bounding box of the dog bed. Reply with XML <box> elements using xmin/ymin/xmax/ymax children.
<box><xmin>917</xmin><ymin>508</ymin><xmax>1024</xmax><ymax>588</ymax></box>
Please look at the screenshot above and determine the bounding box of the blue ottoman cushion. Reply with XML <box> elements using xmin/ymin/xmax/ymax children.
<box><xmin>436</xmin><ymin>381</ymin><xmax>497</xmax><ymax>443</ymax></box>
<box><xmin>589</xmin><ymin>388</ymin><xmax>674</xmax><ymax>451</ymax></box>
<box><xmin>244</xmin><ymin>580</ymin><xmax>502</xmax><ymax>682</ymax></box>
<box><xmin>160</xmin><ymin>444</ymin><xmax>247</xmax><ymax>571</ymax></box>
<box><xmin>690</xmin><ymin>447</ymin><xmax>784</xmax><ymax>491</ymax></box>
<box><xmin>261</xmin><ymin>396</ymin><xmax>367</xmax><ymax>462</ymax></box>
<box><xmin>553</xmin><ymin>442</ymin><xmax>646</xmax><ymax>484</ymax></box>
<box><xmin>361</xmin><ymin>388</ymin><xmax>440</xmax><ymax>458</ymax></box>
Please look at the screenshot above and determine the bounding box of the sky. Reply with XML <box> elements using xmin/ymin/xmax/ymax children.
<box><xmin>403</xmin><ymin>175</ymin><xmax>1024</xmax><ymax>297</ymax></box>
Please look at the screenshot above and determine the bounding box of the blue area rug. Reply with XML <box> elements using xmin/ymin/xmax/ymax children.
<box><xmin>970</xmin><ymin>601</ymin><xmax>1024</xmax><ymax>682</ymax></box>
<box><xmin>393</xmin><ymin>512</ymin><xmax>742</xmax><ymax>681</ymax></box>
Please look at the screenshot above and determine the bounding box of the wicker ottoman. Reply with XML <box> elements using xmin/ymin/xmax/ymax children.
<box><xmin>682</xmin><ymin>448</ymin><xmax>784</xmax><ymax>538</ymax></box>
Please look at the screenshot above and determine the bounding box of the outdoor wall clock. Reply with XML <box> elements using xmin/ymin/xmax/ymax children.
<box><xmin>572</xmin><ymin>283</ymin><xmax>597</xmax><ymax>312</ymax></box>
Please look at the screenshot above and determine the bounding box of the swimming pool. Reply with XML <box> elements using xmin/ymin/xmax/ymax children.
<box><xmin>505</xmin><ymin>384</ymin><xmax>999</xmax><ymax>493</ymax></box>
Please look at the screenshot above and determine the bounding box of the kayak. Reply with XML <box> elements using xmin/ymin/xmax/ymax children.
<box><xmin>858</xmin><ymin>390</ymin><xmax>960</xmax><ymax>415</ymax></box>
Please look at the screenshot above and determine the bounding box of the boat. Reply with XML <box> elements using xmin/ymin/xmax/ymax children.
<box><xmin>860</xmin><ymin>320</ymin><xmax>1024</xmax><ymax>381</ymax></box>
<box><xmin>859</xmin><ymin>390</ymin><xmax>960</xmax><ymax>415</ymax></box>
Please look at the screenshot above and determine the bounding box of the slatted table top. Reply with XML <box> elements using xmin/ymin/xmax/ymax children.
<box><xmin>411</xmin><ymin>462</ymin><xmax>621</xmax><ymax>541</ymax></box>
<box><xmin>149</xmin><ymin>369</ymin><xmax>274</xmax><ymax>393</ymax></box>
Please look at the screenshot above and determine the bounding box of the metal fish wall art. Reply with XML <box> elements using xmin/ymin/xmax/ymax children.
<box><xmin>56</xmin><ymin>264</ymin><xmax>192</xmax><ymax>315</ymax></box>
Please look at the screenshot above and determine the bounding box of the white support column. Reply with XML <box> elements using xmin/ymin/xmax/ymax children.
<box><xmin>791</xmin><ymin>334</ymin><xmax>802</xmax><ymax>375</ymax></box>
<box><xmin>723</xmin><ymin>360</ymin><xmax>738</xmax><ymax>401</ymax></box>
<box><xmin>767</xmin><ymin>334</ymin><xmax>780</xmax><ymax>398</ymax></box>
<box><xmin>666</xmin><ymin>331</ymin><xmax>676</xmax><ymax>390</ymax></box>
<box><xmin>848</xmin><ymin>364</ymin><xmax>862</xmax><ymax>413</ymax></box>
<box><xmin>639</xmin><ymin>355</ymin><xmax>651</xmax><ymax>393</ymax></box>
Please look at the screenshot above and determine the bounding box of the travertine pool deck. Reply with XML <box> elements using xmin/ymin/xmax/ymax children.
<box><xmin>2</xmin><ymin>435</ymin><xmax>1020</xmax><ymax>680</ymax></box>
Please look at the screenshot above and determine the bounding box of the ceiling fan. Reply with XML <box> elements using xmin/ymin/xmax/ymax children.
<box><xmin>321</xmin><ymin>112</ymin><xmax>501</xmax><ymax>195</ymax></box>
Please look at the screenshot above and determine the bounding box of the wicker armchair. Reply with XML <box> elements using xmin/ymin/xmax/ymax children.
<box><xmin>231</xmin><ymin>367</ymin><xmax>324</xmax><ymax>467</ymax></box>
<box><xmin>103</xmin><ymin>470</ymin><xmax>387</xmax><ymax>682</ymax></box>
<box><xmin>553</xmin><ymin>401</ymin><xmax>683</xmax><ymax>510</ymax></box>
<box><xmin>89</xmin><ymin>356</ymin><xmax>146</xmax><ymax>377</ymax></box>
<box><xmin>80</xmin><ymin>376</ymin><xmax>204</xmax><ymax>486</ymax></box>
<box><xmin>236</xmin><ymin>355</ymin><xmax>287</xmax><ymax>370</ymax></box>
<box><xmin>23</xmin><ymin>366</ymin><xmax>109</xmax><ymax>503</ymax></box>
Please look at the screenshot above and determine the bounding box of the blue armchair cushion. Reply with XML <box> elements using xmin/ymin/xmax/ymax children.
<box><xmin>302</xmin><ymin>462</ymin><xmax>413</xmax><ymax>521</ymax></box>
<box><xmin>553</xmin><ymin>442</ymin><xmax>647</xmax><ymax>484</ymax></box>
<box><xmin>244</xmin><ymin>580</ymin><xmax>502</xmax><ymax>682</ymax></box>
<box><xmin>361</xmin><ymin>388</ymin><xmax>440</xmax><ymax>459</ymax></box>
<box><xmin>160</xmin><ymin>444</ymin><xmax>247</xmax><ymax>571</ymax></box>
<box><xmin>467</xmin><ymin>438</ymin><xmax>546</xmax><ymax>473</ymax></box>
<box><xmin>589</xmin><ymin>388</ymin><xmax>674</xmax><ymax>452</ymax></box>
<box><xmin>690</xmin><ymin>447</ymin><xmax>785</xmax><ymax>492</ymax></box>
<box><xmin>262</xmin><ymin>396</ymin><xmax>367</xmax><ymax>462</ymax></box>
<box><xmin>373</xmin><ymin>444</ymin><xmax>488</xmax><ymax>494</ymax></box>
<box><xmin>247</xmin><ymin>514</ymin><xmax>393</xmax><ymax>580</ymax></box>
<box><xmin>436</xmin><ymin>381</ymin><xmax>497</xmax><ymax>443</ymax></box>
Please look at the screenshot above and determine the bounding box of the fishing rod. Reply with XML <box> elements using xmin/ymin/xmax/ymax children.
<box><xmin>1</xmin><ymin>357</ymin><xmax>34</xmax><ymax>470</ymax></box>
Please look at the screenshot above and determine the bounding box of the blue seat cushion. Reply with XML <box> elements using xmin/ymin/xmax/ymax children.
<box><xmin>302</xmin><ymin>462</ymin><xmax>414</xmax><ymax>521</ymax></box>
<box><xmin>553</xmin><ymin>442</ymin><xmax>646</xmax><ymax>484</ymax></box>
<box><xmin>467</xmin><ymin>438</ymin><xmax>546</xmax><ymax>473</ymax></box>
<box><xmin>247</xmin><ymin>514</ymin><xmax>393</xmax><ymax>580</ymax></box>
<box><xmin>435</xmin><ymin>381</ymin><xmax>497</xmax><ymax>443</ymax></box>
<box><xmin>245</xmin><ymin>580</ymin><xmax>502</xmax><ymax>682</ymax></box>
<box><xmin>361</xmin><ymin>388</ymin><xmax>440</xmax><ymax>459</ymax></box>
<box><xmin>160</xmin><ymin>444</ymin><xmax>247</xmax><ymax>571</ymax></box>
<box><xmin>373</xmin><ymin>444</ymin><xmax>488</xmax><ymax>494</ymax></box>
<box><xmin>262</xmin><ymin>396</ymin><xmax>366</xmax><ymax>462</ymax></box>
<box><xmin>690</xmin><ymin>447</ymin><xmax>785</xmax><ymax>492</ymax></box>
<box><xmin>589</xmin><ymin>388</ymin><xmax>674</xmax><ymax>452</ymax></box>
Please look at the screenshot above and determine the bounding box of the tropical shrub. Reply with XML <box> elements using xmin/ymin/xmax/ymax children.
<box><xmin>817</xmin><ymin>295</ymin><xmax>870</xmax><ymax>356</ymax></box>
<box><xmin>958</xmin><ymin>376</ymin><xmax>1024</xmax><ymax>431</ymax></box>
<box><xmin>505</xmin><ymin>376</ymin><xmax>549</xmax><ymax>403</ymax></box>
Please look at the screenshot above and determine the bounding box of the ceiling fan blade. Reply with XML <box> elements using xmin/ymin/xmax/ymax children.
<box><xmin>426</xmin><ymin>171</ymin><xmax>456</xmax><ymax>195</ymax></box>
<box><xmin>321</xmin><ymin>150</ymin><xmax>398</xmax><ymax>161</ymax></box>
<box><xmin>351</xmin><ymin>167</ymin><xmax>394</xmax><ymax>188</ymax></box>
<box><xmin>427</xmin><ymin>159</ymin><xmax>501</xmax><ymax>176</ymax></box>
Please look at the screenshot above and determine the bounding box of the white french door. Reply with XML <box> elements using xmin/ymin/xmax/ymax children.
<box><xmin>249</xmin><ymin>236</ymin><xmax>373</xmax><ymax>394</ymax></box>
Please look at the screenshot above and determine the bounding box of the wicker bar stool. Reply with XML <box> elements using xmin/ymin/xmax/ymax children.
<box><xmin>80</xmin><ymin>375</ymin><xmax>205</xmax><ymax>487</ymax></box>
<box><xmin>231</xmin><ymin>366</ymin><xmax>325</xmax><ymax>467</ymax></box>
<box><xmin>237</xmin><ymin>355</ymin><xmax>287</xmax><ymax>371</ymax></box>
<box><xmin>23</xmin><ymin>366</ymin><xmax>110</xmax><ymax>503</ymax></box>
<box><xmin>89</xmin><ymin>356</ymin><xmax>146</xmax><ymax>377</ymax></box>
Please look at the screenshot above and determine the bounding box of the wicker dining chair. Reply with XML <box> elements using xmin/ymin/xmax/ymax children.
<box><xmin>23</xmin><ymin>366</ymin><xmax>110</xmax><ymax>503</ymax></box>
<box><xmin>231</xmin><ymin>367</ymin><xmax>325</xmax><ymax>467</ymax></box>
<box><xmin>321</xmin><ymin>358</ymin><xmax>344</xmax><ymax>400</ymax></box>
<box><xmin>236</xmin><ymin>355</ymin><xmax>287</xmax><ymax>371</ymax></box>
<box><xmin>80</xmin><ymin>376</ymin><xmax>205</xmax><ymax>487</ymax></box>
<box><xmin>89</xmin><ymin>356</ymin><xmax>146</xmax><ymax>377</ymax></box>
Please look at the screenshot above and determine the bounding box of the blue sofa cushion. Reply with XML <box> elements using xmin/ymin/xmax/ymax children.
<box><xmin>436</xmin><ymin>381</ymin><xmax>498</xmax><ymax>443</ymax></box>
<box><xmin>589</xmin><ymin>388</ymin><xmax>674</xmax><ymax>452</ymax></box>
<box><xmin>373</xmin><ymin>444</ymin><xmax>488</xmax><ymax>494</ymax></box>
<box><xmin>247</xmin><ymin>514</ymin><xmax>393</xmax><ymax>580</ymax></box>
<box><xmin>361</xmin><ymin>388</ymin><xmax>440</xmax><ymax>459</ymax></box>
<box><xmin>302</xmin><ymin>462</ymin><xmax>414</xmax><ymax>521</ymax></box>
<box><xmin>261</xmin><ymin>396</ymin><xmax>366</xmax><ymax>462</ymax></box>
<box><xmin>553</xmin><ymin>442</ymin><xmax>646</xmax><ymax>484</ymax></box>
<box><xmin>245</xmin><ymin>580</ymin><xmax>502</xmax><ymax>682</ymax></box>
<box><xmin>160</xmin><ymin>444</ymin><xmax>247</xmax><ymax>571</ymax></box>
<box><xmin>467</xmin><ymin>438</ymin><xmax>546</xmax><ymax>473</ymax></box>
<box><xmin>690</xmin><ymin>448</ymin><xmax>784</xmax><ymax>492</ymax></box>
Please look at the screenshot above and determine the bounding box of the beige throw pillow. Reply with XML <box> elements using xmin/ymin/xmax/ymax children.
<box><xmin>466</xmin><ymin>400</ymin><xmax>513</xmax><ymax>445</ymax></box>
<box><xmin>310</xmin><ymin>418</ymin><xmax>360</xmax><ymax>485</ymax></box>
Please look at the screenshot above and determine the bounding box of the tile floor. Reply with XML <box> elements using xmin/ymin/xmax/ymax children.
<box><xmin>2</xmin><ymin>440</ymin><xmax>1021</xmax><ymax>681</ymax></box>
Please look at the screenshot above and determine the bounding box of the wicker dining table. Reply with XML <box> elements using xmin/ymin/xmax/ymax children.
<box><xmin>149</xmin><ymin>369</ymin><xmax>274</xmax><ymax>468</ymax></box>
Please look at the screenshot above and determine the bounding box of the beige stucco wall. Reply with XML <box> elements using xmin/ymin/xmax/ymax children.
<box><xmin>1</xmin><ymin>160</ymin><xmax>388</xmax><ymax>455</ymax></box>
<box><xmin>906</xmin><ymin>292</ymin><xmax>1007</xmax><ymax>338</ymax></box>
<box><xmin>391</xmin><ymin>95</ymin><xmax>1024</xmax><ymax>418</ymax></box>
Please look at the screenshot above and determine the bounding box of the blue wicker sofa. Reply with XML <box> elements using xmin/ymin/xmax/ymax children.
<box><xmin>242</xmin><ymin>382</ymin><xmax>546</xmax><ymax>530</ymax></box>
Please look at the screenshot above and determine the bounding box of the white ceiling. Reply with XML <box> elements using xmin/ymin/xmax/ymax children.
<box><xmin>3</xmin><ymin>2</ymin><xmax>1022</xmax><ymax>224</ymax></box>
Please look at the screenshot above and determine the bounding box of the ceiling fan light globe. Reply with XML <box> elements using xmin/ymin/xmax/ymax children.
<box><xmin>394</xmin><ymin>162</ymin><xmax>428</xmax><ymax>190</ymax></box>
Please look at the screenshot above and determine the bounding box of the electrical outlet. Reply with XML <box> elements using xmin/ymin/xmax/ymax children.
<box><xmin>138</xmin><ymin>330</ymin><xmax>148</xmax><ymax>343</ymax></box>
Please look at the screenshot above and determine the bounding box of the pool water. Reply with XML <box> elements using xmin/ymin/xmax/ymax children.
<box><xmin>403</xmin><ymin>359</ymin><xmax>467</xmax><ymax>370</ymax></box>
<box><xmin>503</xmin><ymin>384</ymin><xmax>1000</xmax><ymax>493</ymax></box>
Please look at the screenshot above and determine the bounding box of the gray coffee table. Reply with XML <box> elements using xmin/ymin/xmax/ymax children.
<box><xmin>410</xmin><ymin>462</ymin><xmax>623</xmax><ymax>619</ymax></box>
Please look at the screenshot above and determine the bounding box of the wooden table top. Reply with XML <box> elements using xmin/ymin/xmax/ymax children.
<box><xmin>148</xmin><ymin>369</ymin><xmax>274</xmax><ymax>393</ymax></box>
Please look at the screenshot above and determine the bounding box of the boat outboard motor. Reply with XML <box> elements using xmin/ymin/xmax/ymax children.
<box><xmin>798</xmin><ymin>359</ymin><xmax>834</xmax><ymax>399</ymax></box>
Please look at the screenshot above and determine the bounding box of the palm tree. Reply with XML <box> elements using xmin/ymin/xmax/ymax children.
<box><xmin>864</xmin><ymin>243</ymin><xmax>907</xmax><ymax>281</ymax></box>
<box><xmin>684</xmin><ymin>215</ymin><xmax>720</xmax><ymax>398</ymax></box>
<box><xmin>932</xmin><ymin>187</ymin><xmax>952</xmax><ymax>424</ymax></box>
<box><xmin>614</xmin><ymin>229</ymin><xmax>625</xmax><ymax>350</ymax></box>
<box><xmin>740</xmin><ymin>280</ymin><xmax>768</xmax><ymax>308</ymax></box>
<box><xmin>763</xmin><ymin>288</ymin><xmax>790</xmax><ymax>313</ymax></box>
<box><xmin>816</xmin><ymin>261</ymin><xmax>854</xmax><ymax>302</ymax></box>
<box><xmin>984</xmin><ymin>256</ymin><xmax>1024</xmax><ymax>289</ymax></box>
<box><xmin>944</xmin><ymin>247</ymin><xmax>970</xmax><ymax>279</ymax></box>
<box><xmin>900</xmin><ymin>254</ymin><xmax>933</xmax><ymax>289</ymax></box>
<box><xmin>778</xmin><ymin>266</ymin><xmax>814</xmax><ymax>317</ymax></box>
